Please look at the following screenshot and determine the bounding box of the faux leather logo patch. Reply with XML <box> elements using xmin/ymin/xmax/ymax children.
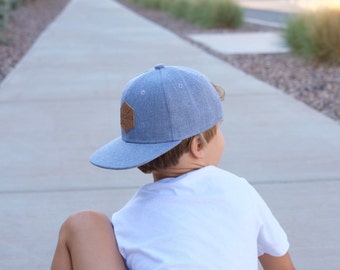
<box><xmin>121</xmin><ymin>102</ymin><xmax>134</xmax><ymax>133</ymax></box>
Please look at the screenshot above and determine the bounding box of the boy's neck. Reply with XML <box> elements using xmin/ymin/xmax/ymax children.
<box><xmin>152</xmin><ymin>153</ymin><xmax>206</xmax><ymax>182</ymax></box>
<box><xmin>152</xmin><ymin>168</ymin><xmax>193</xmax><ymax>182</ymax></box>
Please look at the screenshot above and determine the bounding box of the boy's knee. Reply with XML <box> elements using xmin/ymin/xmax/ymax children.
<box><xmin>59</xmin><ymin>210</ymin><xmax>109</xmax><ymax>240</ymax></box>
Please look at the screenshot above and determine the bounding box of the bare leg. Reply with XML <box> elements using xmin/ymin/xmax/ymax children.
<box><xmin>51</xmin><ymin>210</ymin><xmax>126</xmax><ymax>270</ymax></box>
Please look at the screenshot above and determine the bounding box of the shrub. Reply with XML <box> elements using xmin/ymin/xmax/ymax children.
<box><xmin>210</xmin><ymin>0</ymin><xmax>243</xmax><ymax>28</ymax></box>
<box><xmin>0</xmin><ymin>0</ymin><xmax>33</xmax><ymax>40</ymax></box>
<box><xmin>159</xmin><ymin>0</ymin><xmax>172</xmax><ymax>11</ymax></box>
<box><xmin>284</xmin><ymin>13</ymin><xmax>316</xmax><ymax>58</ymax></box>
<box><xmin>283</xmin><ymin>9</ymin><xmax>340</xmax><ymax>64</ymax></box>
<box><xmin>312</xmin><ymin>9</ymin><xmax>340</xmax><ymax>63</ymax></box>
<box><xmin>135</xmin><ymin>0</ymin><xmax>161</xmax><ymax>9</ymax></box>
<box><xmin>130</xmin><ymin>0</ymin><xmax>244</xmax><ymax>29</ymax></box>
<box><xmin>131</xmin><ymin>0</ymin><xmax>171</xmax><ymax>10</ymax></box>
<box><xmin>169</xmin><ymin>0</ymin><xmax>191</xmax><ymax>19</ymax></box>
<box><xmin>182</xmin><ymin>0</ymin><xmax>243</xmax><ymax>29</ymax></box>
<box><xmin>186</xmin><ymin>0</ymin><xmax>213</xmax><ymax>27</ymax></box>
<box><xmin>0</xmin><ymin>0</ymin><xmax>11</xmax><ymax>34</ymax></box>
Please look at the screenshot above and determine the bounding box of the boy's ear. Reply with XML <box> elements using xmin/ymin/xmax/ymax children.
<box><xmin>190</xmin><ymin>136</ymin><xmax>206</xmax><ymax>158</ymax></box>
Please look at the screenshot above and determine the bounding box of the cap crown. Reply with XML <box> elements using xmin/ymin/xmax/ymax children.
<box><xmin>121</xmin><ymin>65</ymin><xmax>223</xmax><ymax>143</ymax></box>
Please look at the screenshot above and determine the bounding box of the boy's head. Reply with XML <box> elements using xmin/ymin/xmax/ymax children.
<box><xmin>138</xmin><ymin>123</ymin><xmax>220</xmax><ymax>174</ymax></box>
<box><xmin>90</xmin><ymin>65</ymin><xmax>223</xmax><ymax>170</ymax></box>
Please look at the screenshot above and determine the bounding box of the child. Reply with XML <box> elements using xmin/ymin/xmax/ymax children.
<box><xmin>51</xmin><ymin>65</ymin><xmax>295</xmax><ymax>270</ymax></box>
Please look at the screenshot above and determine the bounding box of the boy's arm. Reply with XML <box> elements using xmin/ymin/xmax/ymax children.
<box><xmin>259</xmin><ymin>252</ymin><xmax>295</xmax><ymax>270</ymax></box>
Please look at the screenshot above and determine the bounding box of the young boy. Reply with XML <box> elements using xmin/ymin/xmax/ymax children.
<box><xmin>51</xmin><ymin>65</ymin><xmax>295</xmax><ymax>270</ymax></box>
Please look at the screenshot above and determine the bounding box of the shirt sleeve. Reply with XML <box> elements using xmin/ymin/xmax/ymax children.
<box><xmin>252</xmin><ymin>187</ymin><xmax>290</xmax><ymax>257</ymax></box>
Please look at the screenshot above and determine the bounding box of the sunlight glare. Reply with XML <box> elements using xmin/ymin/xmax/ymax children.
<box><xmin>293</xmin><ymin>0</ymin><xmax>340</xmax><ymax>10</ymax></box>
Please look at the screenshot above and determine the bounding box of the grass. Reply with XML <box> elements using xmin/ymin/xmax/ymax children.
<box><xmin>130</xmin><ymin>0</ymin><xmax>244</xmax><ymax>29</ymax></box>
<box><xmin>283</xmin><ymin>8</ymin><xmax>340</xmax><ymax>64</ymax></box>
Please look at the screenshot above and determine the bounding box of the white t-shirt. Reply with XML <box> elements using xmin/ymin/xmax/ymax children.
<box><xmin>112</xmin><ymin>166</ymin><xmax>289</xmax><ymax>270</ymax></box>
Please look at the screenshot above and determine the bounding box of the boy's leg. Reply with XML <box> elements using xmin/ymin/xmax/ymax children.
<box><xmin>51</xmin><ymin>210</ymin><xmax>126</xmax><ymax>270</ymax></box>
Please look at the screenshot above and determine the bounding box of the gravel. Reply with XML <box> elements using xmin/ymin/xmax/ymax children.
<box><xmin>0</xmin><ymin>0</ymin><xmax>69</xmax><ymax>81</ymax></box>
<box><xmin>1</xmin><ymin>0</ymin><xmax>339</xmax><ymax>123</ymax></box>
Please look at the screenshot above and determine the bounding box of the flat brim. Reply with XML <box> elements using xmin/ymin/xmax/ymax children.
<box><xmin>90</xmin><ymin>136</ymin><xmax>182</xmax><ymax>170</ymax></box>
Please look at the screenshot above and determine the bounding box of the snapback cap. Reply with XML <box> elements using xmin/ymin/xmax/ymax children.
<box><xmin>90</xmin><ymin>65</ymin><xmax>223</xmax><ymax>170</ymax></box>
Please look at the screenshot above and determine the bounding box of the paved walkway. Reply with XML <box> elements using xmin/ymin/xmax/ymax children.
<box><xmin>239</xmin><ymin>0</ymin><xmax>302</xmax><ymax>27</ymax></box>
<box><xmin>191</xmin><ymin>0</ymin><xmax>297</xmax><ymax>56</ymax></box>
<box><xmin>1</xmin><ymin>0</ymin><xmax>340</xmax><ymax>269</ymax></box>
<box><xmin>189</xmin><ymin>32</ymin><xmax>290</xmax><ymax>55</ymax></box>
<box><xmin>239</xmin><ymin>0</ymin><xmax>301</xmax><ymax>12</ymax></box>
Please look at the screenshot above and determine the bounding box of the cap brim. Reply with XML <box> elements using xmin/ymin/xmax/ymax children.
<box><xmin>90</xmin><ymin>137</ymin><xmax>182</xmax><ymax>170</ymax></box>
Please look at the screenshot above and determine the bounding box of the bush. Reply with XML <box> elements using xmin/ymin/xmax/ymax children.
<box><xmin>283</xmin><ymin>9</ymin><xmax>340</xmax><ymax>64</ymax></box>
<box><xmin>186</xmin><ymin>0</ymin><xmax>213</xmax><ymax>27</ymax></box>
<box><xmin>176</xmin><ymin>0</ymin><xmax>243</xmax><ymax>29</ymax></box>
<box><xmin>209</xmin><ymin>0</ymin><xmax>243</xmax><ymax>28</ymax></box>
<box><xmin>284</xmin><ymin>13</ymin><xmax>316</xmax><ymax>58</ymax></box>
<box><xmin>159</xmin><ymin>0</ymin><xmax>172</xmax><ymax>11</ymax></box>
<box><xmin>129</xmin><ymin>0</ymin><xmax>171</xmax><ymax>10</ymax></box>
<box><xmin>0</xmin><ymin>0</ymin><xmax>33</xmax><ymax>40</ymax></box>
<box><xmin>0</xmin><ymin>0</ymin><xmax>11</xmax><ymax>34</ymax></box>
<box><xmin>131</xmin><ymin>0</ymin><xmax>244</xmax><ymax>29</ymax></box>
<box><xmin>169</xmin><ymin>0</ymin><xmax>191</xmax><ymax>19</ymax></box>
<box><xmin>137</xmin><ymin>0</ymin><xmax>163</xmax><ymax>9</ymax></box>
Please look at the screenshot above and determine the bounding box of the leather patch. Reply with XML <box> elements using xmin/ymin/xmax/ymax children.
<box><xmin>120</xmin><ymin>102</ymin><xmax>135</xmax><ymax>133</ymax></box>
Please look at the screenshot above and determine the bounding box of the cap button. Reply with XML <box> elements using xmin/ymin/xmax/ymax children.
<box><xmin>154</xmin><ymin>64</ymin><xmax>165</xmax><ymax>70</ymax></box>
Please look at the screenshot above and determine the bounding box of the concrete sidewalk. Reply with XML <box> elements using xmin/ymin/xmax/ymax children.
<box><xmin>238</xmin><ymin>0</ymin><xmax>301</xmax><ymax>27</ymax></box>
<box><xmin>190</xmin><ymin>0</ymin><xmax>294</xmax><ymax>56</ymax></box>
<box><xmin>189</xmin><ymin>32</ymin><xmax>290</xmax><ymax>55</ymax></box>
<box><xmin>1</xmin><ymin>0</ymin><xmax>340</xmax><ymax>269</ymax></box>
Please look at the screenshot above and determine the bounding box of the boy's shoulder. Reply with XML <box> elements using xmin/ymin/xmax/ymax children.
<box><xmin>190</xmin><ymin>165</ymin><xmax>247</xmax><ymax>183</ymax></box>
<box><xmin>172</xmin><ymin>165</ymin><xmax>252</xmax><ymax>193</ymax></box>
<box><xmin>138</xmin><ymin>166</ymin><xmax>252</xmax><ymax>197</ymax></box>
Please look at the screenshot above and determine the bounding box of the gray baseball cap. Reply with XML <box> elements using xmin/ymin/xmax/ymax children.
<box><xmin>90</xmin><ymin>65</ymin><xmax>223</xmax><ymax>170</ymax></box>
